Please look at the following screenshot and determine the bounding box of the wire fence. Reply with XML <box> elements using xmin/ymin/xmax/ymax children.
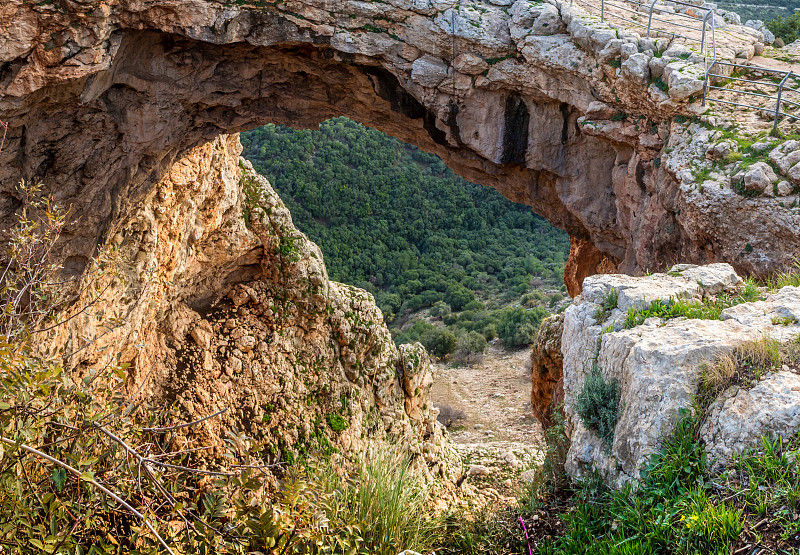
<box><xmin>570</xmin><ymin>0</ymin><xmax>716</xmax><ymax>58</ymax></box>
<box><xmin>569</xmin><ymin>0</ymin><xmax>799</xmax><ymax>132</ymax></box>
<box><xmin>703</xmin><ymin>62</ymin><xmax>800</xmax><ymax>130</ymax></box>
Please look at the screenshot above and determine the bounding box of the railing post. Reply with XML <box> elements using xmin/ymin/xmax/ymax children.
<box><xmin>601</xmin><ymin>0</ymin><xmax>604</xmax><ymax>22</ymax></box>
<box><xmin>774</xmin><ymin>71</ymin><xmax>793</xmax><ymax>133</ymax></box>
<box><xmin>702</xmin><ymin>61</ymin><xmax>716</xmax><ymax>107</ymax></box>
<box><xmin>700</xmin><ymin>10</ymin><xmax>711</xmax><ymax>55</ymax></box>
<box><xmin>647</xmin><ymin>0</ymin><xmax>658</xmax><ymax>37</ymax></box>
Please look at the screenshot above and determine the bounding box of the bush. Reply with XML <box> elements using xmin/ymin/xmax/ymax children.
<box><xmin>496</xmin><ymin>306</ymin><xmax>548</xmax><ymax>347</ymax></box>
<box><xmin>575</xmin><ymin>367</ymin><xmax>621</xmax><ymax>447</ymax></box>
<box><xmin>420</xmin><ymin>327</ymin><xmax>457</xmax><ymax>358</ymax></box>
<box><xmin>767</xmin><ymin>12</ymin><xmax>800</xmax><ymax>44</ymax></box>
<box><xmin>436</xmin><ymin>404</ymin><xmax>467</xmax><ymax>427</ymax></box>
<box><xmin>444</xmin><ymin>283</ymin><xmax>475</xmax><ymax>311</ymax></box>
<box><xmin>430</xmin><ymin>300</ymin><xmax>451</xmax><ymax>317</ymax></box>
<box><xmin>454</xmin><ymin>330</ymin><xmax>487</xmax><ymax>363</ymax></box>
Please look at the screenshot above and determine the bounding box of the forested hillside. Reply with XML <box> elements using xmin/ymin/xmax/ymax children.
<box><xmin>720</xmin><ymin>0</ymin><xmax>799</xmax><ymax>24</ymax></box>
<box><xmin>241</xmin><ymin>118</ymin><xmax>570</xmax><ymax>351</ymax></box>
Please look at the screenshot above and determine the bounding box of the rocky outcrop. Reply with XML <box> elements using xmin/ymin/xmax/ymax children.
<box><xmin>530</xmin><ymin>313</ymin><xmax>565</xmax><ymax>429</ymax></box>
<box><xmin>0</xmin><ymin>0</ymin><xmax>797</xmax><ymax>300</ymax></box>
<box><xmin>559</xmin><ymin>264</ymin><xmax>800</xmax><ymax>487</ymax></box>
<box><xmin>43</xmin><ymin>132</ymin><xmax>459</xmax><ymax>479</ymax></box>
<box><xmin>564</xmin><ymin>237</ymin><xmax>618</xmax><ymax>297</ymax></box>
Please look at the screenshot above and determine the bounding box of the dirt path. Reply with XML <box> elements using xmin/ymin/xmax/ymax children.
<box><xmin>431</xmin><ymin>345</ymin><xmax>545</xmax><ymax>508</ymax></box>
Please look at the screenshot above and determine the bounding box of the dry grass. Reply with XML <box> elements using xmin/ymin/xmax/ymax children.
<box><xmin>765</xmin><ymin>261</ymin><xmax>800</xmax><ymax>291</ymax></box>
<box><xmin>697</xmin><ymin>336</ymin><xmax>795</xmax><ymax>413</ymax></box>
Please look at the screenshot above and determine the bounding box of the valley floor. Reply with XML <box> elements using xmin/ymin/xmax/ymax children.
<box><xmin>430</xmin><ymin>345</ymin><xmax>544</xmax><ymax>509</ymax></box>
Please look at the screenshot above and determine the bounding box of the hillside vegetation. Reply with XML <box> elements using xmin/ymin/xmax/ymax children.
<box><xmin>241</xmin><ymin>119</ymin><xmax>570</xmax><ymax>352</ymax></box>
<box><xmin>721</xmin><ymin>0</ymin><xmax>799</xmax><ymax>24</ymax></box>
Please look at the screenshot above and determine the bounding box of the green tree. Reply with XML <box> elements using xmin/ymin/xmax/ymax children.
<box><xmin>497</xmin><ymin>306</ymin><xmax>549</xmax><ymax>347</ymax></box>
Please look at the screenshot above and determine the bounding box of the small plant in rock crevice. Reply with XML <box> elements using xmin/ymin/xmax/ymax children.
<box><xmin>575</xmin><ymin>366</ymin><xmax>622</xmax><ymax>448</ymax></box>
<box><xmin>592</xmin><ymin>288</ymin><xmax>619</xmax><ymax>323</ymax></box>
<box><xmin>623</xmin><ymin>284</ymin><xmax>764</xmax><ymax>329</ymax></box>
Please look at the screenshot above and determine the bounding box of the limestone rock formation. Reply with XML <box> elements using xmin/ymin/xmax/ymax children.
<box><xmin>0</xmin><ymin>0</ymin><xmax>797</xmax><ymax>305</ymax></box>
<box><xmin>530</xmin><ymin>312</ymin><xmax>565</xmax><ymax>429</ymax></box>
<box><xmin>559</xmin><ymin>264</ymin><xmax>800</xmax><ymax>487</ymax></box>
<box><xmin>42</xmin><ymin>132</ymin><xmax>459</xmax><ymax>479</ymax></box>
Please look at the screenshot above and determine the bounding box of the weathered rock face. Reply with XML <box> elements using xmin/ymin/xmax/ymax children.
<box><xmin>559</xmin><ymin>264</ymin><xmax>800</xmax><ymax>487</ymax></box>
<box><xmin>1</xmin><ymin>0</ymin><xmax>797</xmax><ymax>300</ymax></box>
<box><xmin>530</xmin><ymin>312</ymin><xmax>565</xmax><ymax>429</ymax></box>
<box><xmin>40</xmin><ymin>131</ymin><xmax>459</xmax><ymax>478</ymax></box>
<box><xmin>564</xmin><ymin>237</ymin><xmax>618</xmax><ymax>298</ymax></box>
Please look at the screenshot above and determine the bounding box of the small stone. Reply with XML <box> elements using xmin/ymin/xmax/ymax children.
<box><xmin>468</xmin><ymin>464</ymin><xmax>491</xmax><ymax>477</ymax></box>
<box><xmin>777</xmin><ymin>180</ymin><xmax>793</xmax><ymax>197</ymax></box>
<box><xmin>190</xmin><ymin>322</ymin><xmax>213</xmax><ymax>350</ymax></box>
<box><xmin>235</xmin><ymin>334</ymin><xmax>257</xmax><ymax>353</ymax></box>
<box><xmin>744</xmin><ymin>162</ymin><xmax>778</xmax><ymax>193</ymax></box>
<box><xmin>520</xmin><ymin>469</ymin><xmax>538</xmax><ymax>483</ymax></box>
<box><xmin>225</xmin><ymin>356</ymin><xmax>242</xmax><ymax>377</ymax></box>
<box><xmin>706</xmin><ymin>141</ymin><xmax>733</xmax><ymax>160</ymax></box>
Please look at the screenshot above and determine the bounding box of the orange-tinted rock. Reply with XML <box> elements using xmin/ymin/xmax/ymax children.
<box><xmin>530</xmin><ymin>313</ymin><xmax>565</xmax><ymax>430</ymax></box>
<box><xmin>564</xmin><ymin>237</ymin><xmax>619</xmax><ymax>298</ymax></box>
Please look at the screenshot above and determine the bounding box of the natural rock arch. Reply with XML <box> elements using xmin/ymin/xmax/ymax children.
<box><xmin>1</xmin><ymin>0</ymin><xmax>796</xmax><ymax>295</ymax></box>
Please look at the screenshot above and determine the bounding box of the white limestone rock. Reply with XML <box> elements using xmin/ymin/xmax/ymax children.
<box><xmin>454</xmin><ymin>52</ymin><xmax>489</xmax><ymax>75</ymax></box>
<box><xmin>411</xmin><ymin>54</ymin><xmax>449</xmax><ymax>88</ymax></box>
<box><xmin>622</xmin><ymin>53</ymin><xmax>650</xmax><ymax>84</ymax></box>
<box><xmin>664</xmin><ymin>61</ymin><xmax>705</xmax><ymax>100</ymax></box>
<box><xmin>531</xmin><ymin>3</ymin><xmax>565</xmax><ymax>36</ymax></box>
<box><xmin>561</xmin><ymin>267</ymin><xmax>800</xmax><ymax>488</ymax></box>
<box><xmin>745</xmin><ymin>19</ymin><xmax>775</xmax><ymax>44</ymax></box>
<box><xmin>743</xmin><ymin>161</ymin><xmax>779</xmax><ymax>193</ymax></box>
<box><xmin>701</xmin><ymin>371</ymin><xmax>800</xmax><ymax>466</ymax></box>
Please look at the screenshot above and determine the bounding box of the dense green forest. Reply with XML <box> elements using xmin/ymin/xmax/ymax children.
<box><xmin>241</xmin><ymin>118</ymin><xmax>570</xmax><ymax>352</ymax></box>
<box><xmin>720</xmin><ymin>0</ymin><xmax>799</xmax><ymax>25</ymax></box>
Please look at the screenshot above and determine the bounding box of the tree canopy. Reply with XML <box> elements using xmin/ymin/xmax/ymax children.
<box><xmin>241</xmin><ymin>117</ymin><xmax>570</xmax><ymax>329</ymax></box>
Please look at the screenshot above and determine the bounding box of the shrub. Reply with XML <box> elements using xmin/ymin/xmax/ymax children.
<box><xmin>767</xmin><ymin>12</ymin><xmax>800</xmax><ymax>44</ymax></box>
<box><xmin>497</xmin><ymin>306</ymin><xmax>548</xmax><ymax>347</ymax></box>
<box><xmin>444</xmin><ymin>283</ymin><xmax>475</xmax><ymax>311</ymax></box>
<box><xmin>575</xmin><ymin>367</ymin><xmax>621</xmax><ymax>447</ymax></box>
<box><xmin>454</xmin><ymin>330</ymin><xmax>487</xmax><ymax>363</ymax></box>
<box><xmin>420</xmin><ymin>327</ymin><xmax>457</xmax><ymax>358</ymax></box>
<box><xmin>436</xmin><ymin>404</ymin><xmax>467</xmax><ymax>427</ymax></box>
<box><xmin>430</xmin><ymin>300</ymin><xmax>451</xmax><ymax>317</ymax></box>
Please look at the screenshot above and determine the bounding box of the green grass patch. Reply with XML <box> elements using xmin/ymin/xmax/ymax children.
<box><xmin>624</xmin><ymin>284</ymin><xmax>763</xmax><ymax>329</ymax></box>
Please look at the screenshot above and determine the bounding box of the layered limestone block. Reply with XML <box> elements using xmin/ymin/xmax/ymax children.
<box><xmin>560</xmin><ymin>264</ymin><xmax>800</xmax><ymax>487</ymax></box>
<box><xmin>0</xmin><ymin>0</ymin><xmax>797</xmax><ymax>302</ymax></box>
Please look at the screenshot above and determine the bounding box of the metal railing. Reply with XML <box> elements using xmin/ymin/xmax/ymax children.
<box><xmin>570</xmin><ymin>0</ymin><xmax>716</xmax><ymax>55</ymax></box>
<box><xmin>702</xmin><ymin>61</ymin><xmax>800</xmax><ymax>131</ymax></box>
<box><xmin>568</xmin><ymin>0</ymin><xmax>800</xmax><ymax>132</ymax></box>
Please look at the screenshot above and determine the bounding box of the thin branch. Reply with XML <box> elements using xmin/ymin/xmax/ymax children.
<box><xmin>93</xmin><ymin>423</ymin><xmax>235</xmax><ymax>477</ymax></box>
<box><xmin>123</xmin><ymin>359</ymin><xmax>158</xmax><ymax>416</ymax></box>
<box><xmin>0</xmin><ymin>436</ymin><xmax>176</xmax><ymax>555</ymax></box>
<box><xmin>141</xmin><ymin>408</ymin><xmax>228</xmax><ymax>433</ymax></box>
<box><xmin>0</xmin><ymin>119</ymin><xmax>7</xmax><ymax>156</ymax></box>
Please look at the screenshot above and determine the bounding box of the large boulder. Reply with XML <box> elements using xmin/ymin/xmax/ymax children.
<box><xmin>561</xmin><ymin>264</ymin><xmax>800</xmax><ymax>487</ymax></box>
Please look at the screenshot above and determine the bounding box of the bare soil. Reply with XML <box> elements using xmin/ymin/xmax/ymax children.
<box><xmin>430</xmin><ymin>344</ymin><xmax>545</xmax><ymax>507</ymax></box>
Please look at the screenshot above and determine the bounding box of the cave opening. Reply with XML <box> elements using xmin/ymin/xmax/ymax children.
<box><xmin>240</xmin><ymin>116</ymin><xmax>570</xmax><ymax>442</ymax></box>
